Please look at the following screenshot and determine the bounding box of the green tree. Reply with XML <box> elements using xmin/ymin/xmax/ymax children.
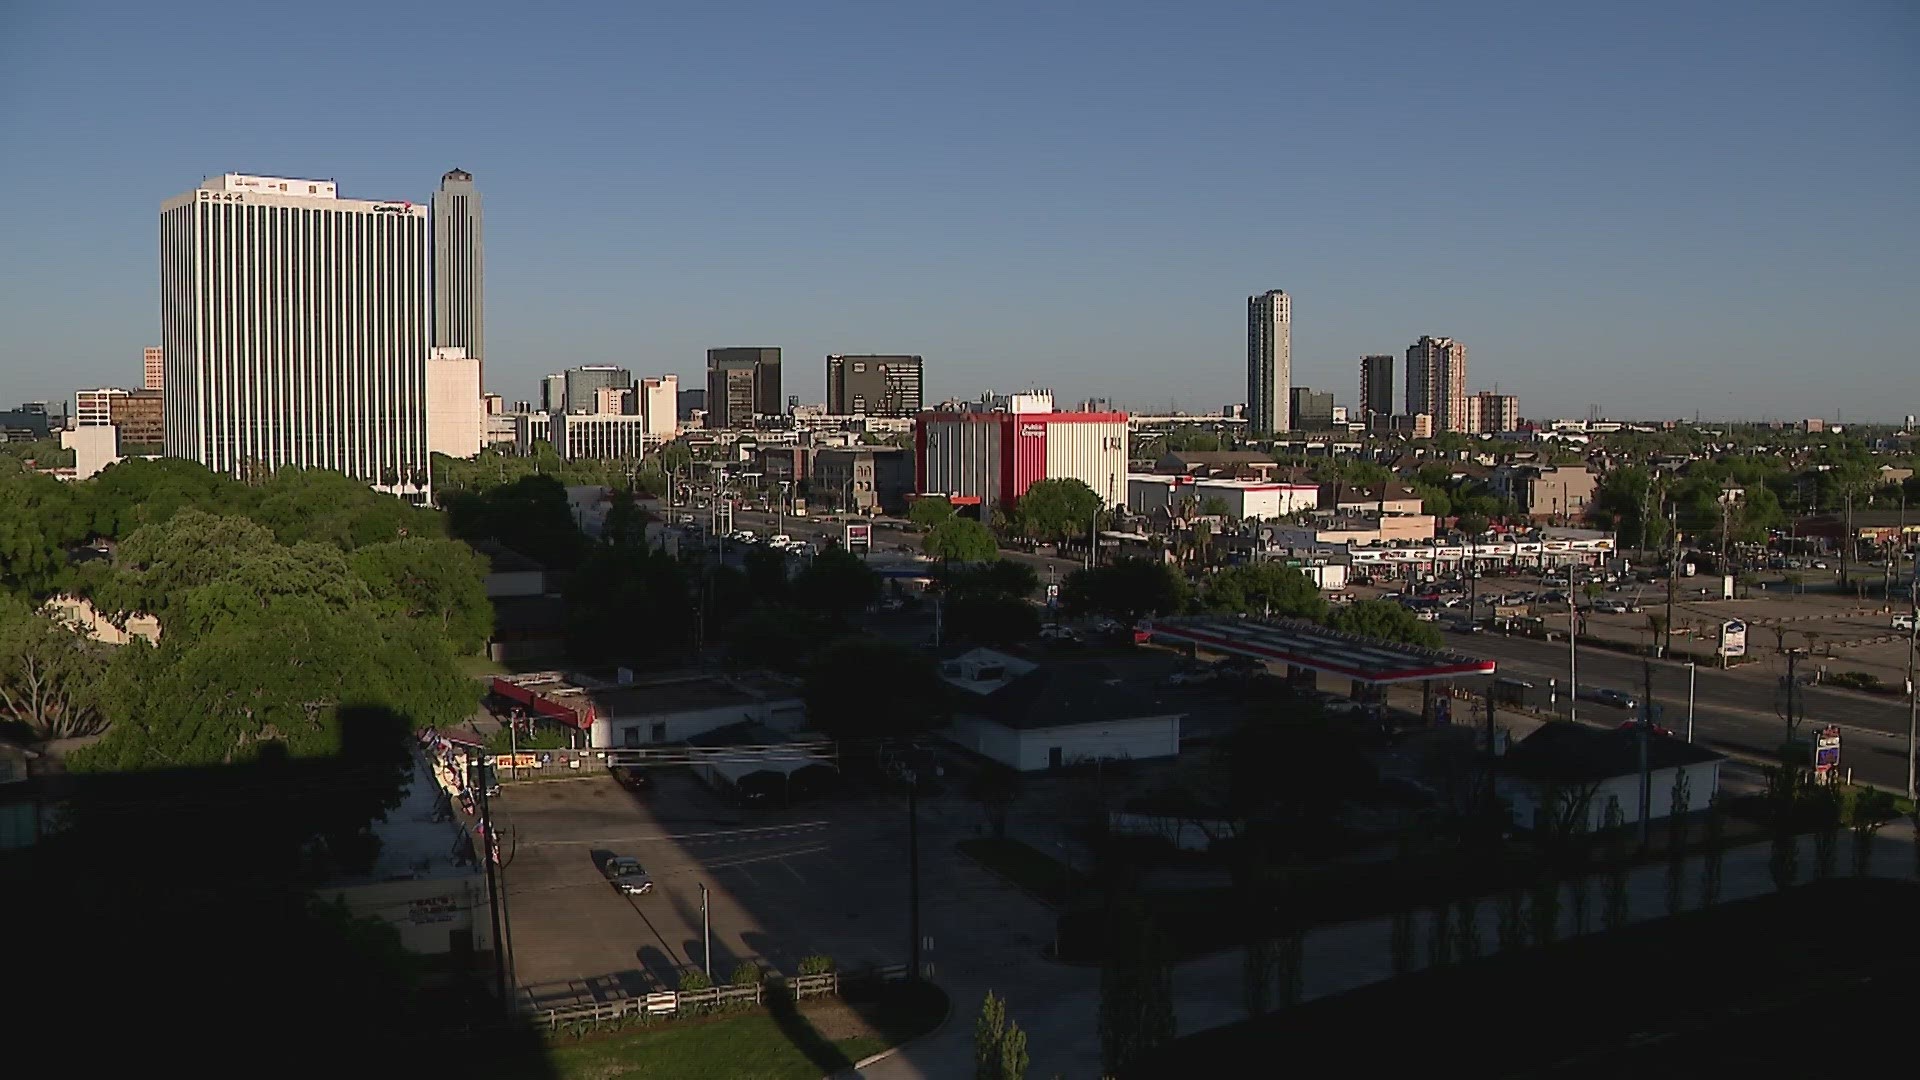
<box><xmin>1324</xmin><ymin>599</ymin><xmax>1445</xmax><ymax>648</ymax></box>
<box><xmin>802</xmin><ymin>640</ymin><xmax>944</xmax><ymax>742</ymax></box>
<box><xmin>974</xmin><ymin>989</ymin><xmax>1030</xmax><ymax>1080</ymax></box>
<box><xmin>925</xmin><ymin>517</ymin><xmax>1000</xmax><ymax>563</ymax></box>
<box><xmin>1012</xmin><ymin>478</ymin><xmax>1104</xmax><ymax>546</ymax></box>
<box><xmin>0</xmin><ymin>596</ymin><xmax>110</xmax><ymax>738</ymax></box>
<box><xmin>78</xmin><ymin>456</ymin><xmax>247</xmax><ymax>539</ymax></box>
<box><xmin>1199</xmin><ymin>563</ymin><xmax>1327</xmax><ymax>620</ymax></box>
<box><xmin>967</xmin><ymin>763</ymin><xmax>1020</xmax><ymax>840</ymax></box>
<box><xmin>791</xmin><ymin>546</ymin><xmax>881</xmax><ymax>625</ymax></box>
<box><xmin>742</xmin><ymin>547</ymin><xmax>792</xmax><ymax>602</ymax></box>
<box><xmin>566</xmin><ymin>546</ymin><xmax>693</xmax><ymax>662</ymax></box>
<box><xmin>908</xmin><ymin>496</ymin><xmax>958</xmax><ymax>530</ymax></box>
<box><xmin>1060</xmin><ymin>558</ymin><xmax>1192</xmax><ymax>623</ymax></box>
<box><xmin>95</xmin><ymin>509</ymin><xmax>283</xmax><ymax>620</ymax></box>
<box><xmin>1454</xmin><ymin>512</ymin><xmax>1490</xmax><ymax>537</ymax></box>
<box><xmin>444</xmin><ymin>473</ymin><xmax>586</xmax><ymax>569</ymax></box>
<box><xmin>347</xmin><ymin>538</ymin><xmax>494</xmax><ymax>655</ymax></box>
<box><xmin>0</xmin><ymin>462</ymin><xmax>96</xmax><ymax>596</ymax></box>
<box><xmin>1098</xmin><ymin>899</ymin><xmax>1176</xmax><ymax>1076</ymax></box>
<box><xmin>249</xmin><ymin>467</ymin><xmax>440</xmax><ymax>549</ymax></box>
<box><xmin>1198</xmin><ymin>496</ymin><xmax>1231</xmax><ymax>518</ymax></box>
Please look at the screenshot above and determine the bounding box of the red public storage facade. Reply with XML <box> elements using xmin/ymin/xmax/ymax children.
<box><xmin>914</xmin><ymin>411</ymin><xmax>1128</xmax><ymax>509</ymax></box>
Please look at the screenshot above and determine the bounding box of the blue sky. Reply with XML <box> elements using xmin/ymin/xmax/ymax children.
<box><xmin>2</xmin><ymin>1</ymin><xmax>1915</xmax><ymax>421</ymax></box>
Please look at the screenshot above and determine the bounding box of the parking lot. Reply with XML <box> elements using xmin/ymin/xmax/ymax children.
<box><xmin>495</xmin><ymin>769</ymin><xmax>917</xmax><ymax>1009</ymax></box>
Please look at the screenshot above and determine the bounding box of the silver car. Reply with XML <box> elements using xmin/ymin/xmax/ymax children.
<box><xmin>603</xmin><ymin>855</ymin><xmax>654</xmax><ymax>895</ymax></box>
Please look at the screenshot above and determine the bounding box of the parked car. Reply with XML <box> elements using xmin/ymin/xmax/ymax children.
<box><xmin>1038</xmin><ymin>624</ymin><xmax>1082</xmax><ymax>644</ymax></box>
<box><xmin>1892</xmin><ymin>614</ymin><xmax>1916</xmax><ymax>633</ymax></box>
<box><xmin>1161</xmin><ymin>668</ymin><xmax>1217</xmax><ymax>688</ymax></box>
<box><xmin>1212</xmin><ymin>655</ymin><xmax>1266</xmax><ymax>680</ymax></box>
<box><xmin>602</xmin><ymin>856</ymin><xmax>654</xmax><ymax>895</ymax></box>
<box><xmin>612</xmin><ymin>765</ymin><xmax>648</xmax><ymax>793</ymax></box>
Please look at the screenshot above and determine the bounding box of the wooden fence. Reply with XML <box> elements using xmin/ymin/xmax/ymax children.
<box><xmin>531</xmin><ymin>965</ymin><xmax>906</xmax><ymax>1029</ymax></box>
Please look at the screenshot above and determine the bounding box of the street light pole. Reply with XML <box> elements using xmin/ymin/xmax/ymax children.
<box><xmin>1569</xmin><ymin>562</ymin><xmax>1579</xmax><ymax>725</ymax></box>
<box><xmin>1686</xmin><ymin>661</ymin><xmax>1697</xmax><ymax>744</ymax></box>
<box><xmin>701</xmin><ymin>882</ymin><xmax>712</xmax><ymax>979</ymax></box>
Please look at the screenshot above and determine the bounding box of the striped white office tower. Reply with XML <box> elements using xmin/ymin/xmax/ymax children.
<box><xmin>159</xmin><ymin>174</ymin><xmax>430</xmax><ymax>496</ymax></box>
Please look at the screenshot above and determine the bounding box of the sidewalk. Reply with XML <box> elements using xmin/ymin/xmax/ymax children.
<box><xmin>844</xmin><ymin>818</ymin><xmax>1920</xmax><ymax>1079</ymax></box>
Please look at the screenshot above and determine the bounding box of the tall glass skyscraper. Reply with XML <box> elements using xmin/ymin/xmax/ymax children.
<box><xmin>432</xmin><ymin>168</ymin><xmax>484</xmax><ymax>361</ymax></box>
<box><xmin>1246</xmin><ymin>290</ymin><xmax>1291</xmax><ymax>436</ymax></box>
<box><xmin>158</xmin><ymin>173</ymin><xmax>429</xmax><ymax>494</ymax></box>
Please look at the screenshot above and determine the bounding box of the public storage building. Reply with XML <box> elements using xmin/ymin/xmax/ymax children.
<box><xmin>936</xmin><ymin>648</ymin><xmax>1182</xmax><ymax>773</ymax></box>
<box><xmin>915</xmin><ymin>410</ymin><xmax>1128</xmax><ymax>509</ymax></box>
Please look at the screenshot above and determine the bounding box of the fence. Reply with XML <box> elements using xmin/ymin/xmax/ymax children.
<box><xmin>530</xmin><ymin>965</ymin><xmax>906</xmax><ymax>1029</ymax></box>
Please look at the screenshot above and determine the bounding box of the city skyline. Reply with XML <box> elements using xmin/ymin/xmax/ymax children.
<box><xmin>1</xmin><ymin>4</ymin><xmax>1915</xmax><ymax>421</ymax></box>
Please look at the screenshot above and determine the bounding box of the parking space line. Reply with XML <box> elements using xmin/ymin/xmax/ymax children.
<box><xmin>783</xmin><ymin>860</ymin><xmax>807</xmax><ymax>885</ymax></box>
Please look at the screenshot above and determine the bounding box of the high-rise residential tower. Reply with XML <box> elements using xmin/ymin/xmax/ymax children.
<box><xmin>1359</xmin><ymin>354</ymin><xmax>1394</xmax><ymax>419</ymax></box>
<box><xmin>1405</xmin><ymin>335</ymin><xmax>1468</xmax><ymax>433</ymax></box>
<box><xmin>1246</xmin><ymin>290</ymin><xmax>1291</xmax><ymax>435</ymax></box>
<box><xmin>143</xmin><ymin>346</ymin><xmax>164</xmax><ymax>391</ymax></box>
<box><xmin>431</xmin><ymin>168</ymin><xmax>483</xmax><ymax>362</ymax></box>
<box><xmin>827</xmin><ymin>354</ymin><xmax>924</xmax><ymax>417</ymax></box>
<box><xmin>159</xmin><ymin>173</ymin><xmax>428</xmax><ymax>493</ymax></box>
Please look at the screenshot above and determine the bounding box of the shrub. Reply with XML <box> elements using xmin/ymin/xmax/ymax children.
<box><xmin>730</xmin><ymin>961</ymin><xmax>765</xmax><ymax>987</ymax></box>
<box><xmin>677</xmin><ymin>969</ymin><xmax>712</xmax><ymax>992</ymax></box>
<box><xmin>798</xmin><ymin>954</ymin><xmax>834</xmax><ymax>976</ymax></box>
<box><xmin>1826</xmin><ymin>671</ymin><xmax>1883</xmax><ymax>692</ymax></box>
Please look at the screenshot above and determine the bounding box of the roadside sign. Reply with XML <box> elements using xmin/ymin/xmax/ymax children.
<box><xmin>1719</xmin><ymin>619</ymin><xmax>1747</xmax><ymax>658</ymax></box>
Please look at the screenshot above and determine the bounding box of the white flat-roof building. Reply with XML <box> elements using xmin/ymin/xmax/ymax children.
<box><xmin>159</xmin><ymin>173</ymin><xmax>428</xmax><ymax>496</ymax></box>
<box><xmin>1127</xmin><ymin>474</ymin><xmax>1318</xmax><ymax>520</ymax></box>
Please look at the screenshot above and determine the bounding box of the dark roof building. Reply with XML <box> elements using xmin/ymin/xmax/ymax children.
<box><xmin>937</xmin><ymin>649</ymin><xmax>1183</xmax><ymax>772</ymax></box>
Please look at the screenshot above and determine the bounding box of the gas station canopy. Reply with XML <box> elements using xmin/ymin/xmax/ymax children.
<box><xmin>1144</xmin><ymin>615</ymin><xmax>1498</xmax><ymax>686</ymax></box>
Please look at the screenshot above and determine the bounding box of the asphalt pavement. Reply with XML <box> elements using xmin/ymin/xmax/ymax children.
<box><xmin>1448</xmin><ymin>629</ymin><xmax>1916</xmax><ymax>790</ymax></box>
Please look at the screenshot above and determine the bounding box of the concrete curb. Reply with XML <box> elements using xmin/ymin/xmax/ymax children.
<box><xmin>831</xmin><ymin>981</ymin><xmax>954</xmax><ymax>1079</ymax></box>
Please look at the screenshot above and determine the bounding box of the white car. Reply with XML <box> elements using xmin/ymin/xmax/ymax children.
<box><xmin>1894</xmin><ymin>614</ymin><xmax>1917</xmax><ymax>633</ymax></box>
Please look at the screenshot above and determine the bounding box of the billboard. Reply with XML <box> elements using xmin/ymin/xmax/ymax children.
<box><xmin>1718</xmin><ymin>619</ymin><xmax>1747</xmax><ymax>658</ymax></box>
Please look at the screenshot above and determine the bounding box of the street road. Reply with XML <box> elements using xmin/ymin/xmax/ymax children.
<box><xmin>1448</xmin><ymin>630</ymin><xmax>1916</xmax><ymax>791</ymax></box>
<box><xmin>693</xmin><ymin>504</ymin><xmax>1090</xmax><ymax>585</ymax></box>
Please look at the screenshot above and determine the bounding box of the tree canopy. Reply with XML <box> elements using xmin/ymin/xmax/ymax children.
<box><xmin>1061</xmin><ymin>558</ymin><xmax>1192</xmax><ymax>623</ymax></box>
<box><xmin>1012</xmin><ymin>478</ymin><xmax>1105</xmax><ymax>546</ymax></box>
<box><xmin>924</xmin><ymin>517</ymin><xmax>1000</xmax><ymax>563</ymax></box>
<box><xmin>1199</xmin><ymin>564</ymin><xmax>1327</xmax><ymax>621</ymax></box>
<box><xmin>907</xmin><ymin>496</ymin><xmax>957</xmax><ymax>529</ymax></box>
<box><xmin>1324</xmin><ymin>600</ymin><xmax>1445</xmax><ymax>649</ymax></box>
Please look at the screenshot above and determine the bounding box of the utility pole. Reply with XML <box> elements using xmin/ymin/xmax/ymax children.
<box><xmin>1664</xmin><ymin>502</ymin><xmax>1680</xmax><ymax>660</ymax></box>
<box><xmin>1484</xmin><ymin>686</ymin><xmax>1498</xmax><ymax>825</ymax></box>
<box><xmin>1784</xmin><ymin>649</ymin><xmax>1801</xmax><ymax>746</ymax></box>
<box><xmin>1906</xmin><ymin>559</ymin><xmax>1917</xmax><ymax>801</ymax></box>
<box><xmin>1840</xmin><ymin>488</ymin><xmax>1854</xmax><ymax>590</ymax></box>
<box><xmin>1569</xmin><ymin>562</ymin><xmax>1580</xmax><ymax>724</ymax></box>
<box><xmin>907</xmin><ymin>772</ymin><xmax>923</xmax><ymax>981</ymax></box>
<box><xmin>471</xmin><ymin>762</ymin><xmax>509</xmax><ymax>1012</ymax></box>
<box><xmin>1637</xmin><ymin>657</ymin><xmax>1653</xmax><ymax>850</ymax></box>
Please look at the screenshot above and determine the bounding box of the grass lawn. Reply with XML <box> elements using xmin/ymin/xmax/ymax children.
<box><xmin>457</xmin><ymin>653</ymin><xmax>510</xmax><ymax>679</ymax></box>
<box><xmin>490</xmin><ymin>979</ymin><xmax>947</xmax><ymax>1080</ymax></box>
<box><xmin>958</xmin><ymin>836</ymin><xmax>1087</xmax><ymax>904</ymax></box>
